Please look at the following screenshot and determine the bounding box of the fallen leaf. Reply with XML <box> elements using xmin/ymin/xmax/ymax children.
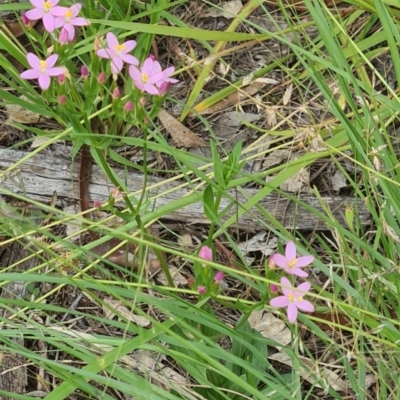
<box><xmin>248</xmin><ymin>310</ymin><xmax>291</xmax><ymax>346</ymax></box>
<box><xmin>103</xmin><ymin>297</ymin><xmax>150</xmax><ymax>327</ymax></box>
<box><xmin>237</xmin><ymin>232</ymin><xmax>277</xmax><ymax>256</ymax></box>
<box><xmin>282</xmin><ymin>84</ymin><xmax>293</xmax><ymax>106</ymax></box>
<box><xmin>331</xmin><ymin>171</ymin><xmax>347</xmax><ymax>191</ymax></box>
<box><xmin>158</xmin><ymin>109</ymin><xmax>206</xmax><ymax>148</ymax></box>
<box><xmin>280</xmin><ymin>167</ymin><xmax>310</xmax><ymax>193</ymax></box>
<box><xmin>157</xmin><ymin>266</ymin><xmax>187</xmax><ymax>286</ymax></box>
<box><xmin>262</xmin><ymin>149</ymin><xmax>291</xmax><ymax>169</ymax></box>
<box><xmin>6</xmin><ymin>96</ymin><xmax>42</xmax><ymax>124</ymax></box>
<box><xmin>268</xmin><ymin>352</ymin><xmax>376</xmax><ymax>392</ymax></box>
<box><xmin>202</xmin><ymin>0</ymin><xmax>243</xmax><ymax>18</ymax></box>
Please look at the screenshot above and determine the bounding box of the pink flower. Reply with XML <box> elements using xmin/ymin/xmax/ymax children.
<box><xmin>112</xmin><ymin>87</ymin><xmax>120</xmax><ymax>99</ymax></box>
<box><xmin>214</xmin><ymin>271</ymin><xmax>224</xmax><ymax>283</ymax></box>
<box><xmin>197</xmin><ymin>286</ymin><xmax>207</xmax><ymax>294</ymax></box>
<box><xmin>20</xmin><ymin>53</ymin><xmax>64</xmax><ymax>90</ymax></box>
<box><xmin>53</xmin><ymin>4</ymin><xmax>90</xmax><ymax>42</ymax></box>
<box><xmin>97</xmin><ymin>72</ymin><xmax>106</xmax><ymax>84</ymax></box>
<box><xmin>21</xmin><ymin>13</ymin><xmax>31</xmax><ymax>28</ymax></box>
<box><xmin>270</xmin><ymin>284</ymin><xmax>279</xmax><ymax>293</ymax></box>
<box><xmin>199</xmin><ymin>246</ymin><xmax>212</xmax><ymax>262</ymax></box>
<box><xmin>272</xmin><ymin>241</ymin><xmax>313</xmax><ymax>278</ymax></box>
<box><xmin>25</xmin><ymin>0</ymin><xmax>61</xmax><ymax>33</ymax></box>
<box><xmin>97</xmin><ymin>32</ymin><xmax>139</xmax><ymax>75</ymax></box>
<box><xmin>270</xmin><ymin>277</ymin><xmax>314</xmax><ymax>323</ymax></box>
<box><xmin>129</xmin><ymin>57</ymin><xmax>165</xmax><ymax>95</ymax></box>
<box><xmin>58</xmin><ymin>27</ymin><xmax>68</xmax><ymax>44</ymax></box>
<box><xmin>81</xmin><ymin>65</ymin><xmax>89</xmax><ymax>78</ymax></box>
<box><xmin>124</xmin><ymin>101</ymin><xmax>133</xmax><ymax>112</ymax></box>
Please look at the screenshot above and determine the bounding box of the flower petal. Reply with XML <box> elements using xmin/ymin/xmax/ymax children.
<box><xmin>143</xmin><ymin>83</ymin><xmax>159</xmax><ymax>95</ymax></box>
<box><xmin>25</xmin><ymin>8</ymin><xmax>44</xmax><ymax>20</ymax></box>
<box><xmin>43</xmin><ymin>13</ymin><xmax>55</xmax><ymax>32</ymax></box>
<box><xmin>129</xmin><ymin>65</ymin><xmax>141</xmax><ymax>81</ymax></box>
<box><xmin>141</xmin><ymin>57</ymin><xmax>154</xmax><ymax>75</ymax></box>
<box><xmin>26</xmin><ymin>53</ymin><xmax>41</xmax><ymax>69</ymax></box>
<box><xmin>296</xmin><ymin>255</ymin><xmax>314</xmax><ymax>268</ymax></box>
<box><xmin>121</xmin><ymin>54</ymin><xmax>139</xmax><ymax>66</ymax></box>
<box><xmin>147</xmin><ymin>71</ymin><xmax>164</xmax><ymax>84</ymax></box>
<box><xmin>285</xmin><ymin>241</ymin><xmax>297</xmax><ymax>261</ymax></box>
<box><xmin>97</xmin><ymin>48</ymin><xmax>113</xmax><ymax>59</ymax></box>
<box><xmin>29</xmin><ymin>0</ymin><xmax>44</xmax><ymax>8</ymax></box>
<box><xmin>38</xmin><ymin>74</ymin><xmax>51</xmax><ymax>90</ymax></box>
<box><xmin>289</xmin><ymin>267</ymin><xmax>308</xmax><ymax>278</ymax></box>
<box><xmin>51</xmin><ymin>6</ymin><xmax>68</xmax><ymax>17</ymax></box>
<box><xmin>70</xmin><ymin>3</ymin><xmax>82</xmax><ymax>17</ymax></box>
<box><xmin>46</xmin><ymin>54</ymin><xmax>58</xmax><ymax>69</ymax></box>
<box><xmin>287</xmin><ymin>303</ymin><xmax>298</xmax><ymax>323</ymax></box>
<box><xmin>272</xmin><ymin>253</ymin><xmax>288</xmax><ymax>269</ymax></box>
<box><xmin>71</xmin><ymin>17</ymin><xmax>90</xmax><ymax>26</ymax></box>
<box><xmin>20</xmin><ymin>69</ymin><xmax>40</xmax><ymax>80</ymax></box>
<box><xmin>110</xmin><ymin>58</ymin><xmax>123</xmax><ymax>74</ymax></box>
<box><xmin>64</xmin><ymin>24</ymin><xmax>75</xmax><ymax>41</ymax></box>
<box><xmin>163</xmin><ymin>66</ymin><xmax>175</xmax><ymax>77</ymax></box>
<box><xmin>280</xmin><ymin>277</ymin><xmax>293</xmax><ymax>296</ymax></box>
<box><xmin>270</xmin><ymin>295</ymin><xmax>289</xmax><ymax>308</ymax></box>
<box><xmin>106</xmin><ymin>32</ymin><xmax>118</xmax><ymax>49</ymax></box>
<box><xmin>49</xmin><ymin>0</ymin><xmax>60</xmax><ymax>6</ymax></box>
<box><xmin>47</xmin><ymin>67</ymin><xmax>65</xmax><ymax>77</ymax></box>
<box><xmin>296</xmin><ymin>300</ymin><xmax>314</xmax><ymax>313</ymax></box>
<box><xmin>122</xmin><ymin>40</ymin><xmax>136</xmax><ymax>53</ymax></box>
<box><xmin>296</xmin><ymin>281</ymin><xmax>311</xmax><ymax>295</ymax></box>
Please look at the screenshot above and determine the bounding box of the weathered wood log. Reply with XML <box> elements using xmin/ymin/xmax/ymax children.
<box><xmin>0</xmin><ymin>146</ymin><xmax>370</xmax><ymax>231</ymax></box>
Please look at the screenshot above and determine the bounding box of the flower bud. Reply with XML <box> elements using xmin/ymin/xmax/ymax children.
<box><xmin>21</xmin><ymin>13</ymin><xmax>31</xmax><ymax>28</ymax></box>
<box><xmin>58</xmin><ymin>73</ymin><xmax>65</xmax><ymax>85</ymax></box>
<box><xmin>139</xmin><ymin>97</ymin><xmax>146</xmax><ymax>106</ymax></box>
<box><xmin>268</xmin><ymin>255</ymin><xmax>276</xmax><ymax>269</ymax></box>
<box><xmin>58</xmin><ymin>95</ymin><xmax>66</xmax><ymax>105</ymax></box>
<box><xmin>124</xmin><ymin>101</ymin><xmax>133</xmax><ymax>112</ymax></box>
<box><xmin>199</xmin><ymin>246</ymin><xmax>212</xmax><ymax>262</ymax></box>
<box><xmin>97</xmin><ymin>72</ymin><xmax>106</xmax><ymax>84</ymax></box>
<box><xmin>81</xmin><ymin>65</ymin><xmax>89</xmax><ymax>78</ymax></box>
<box><xmin>112</xmin><ymin>87</ymin><xmax>120</xmax><ymax>99</ymax></box>
<box><xmin>214</xmin><ymin>271</ymin><xmax>224</xmax><ymax>284</ymax></box>
<box><xmin>270</xmin><ymin>284</ymin><xmax>279</xmax><ymax>293</ymax></box>
<box><xmin>158</xmin><ymin>82</ymin><xmax>170</xmax><ymax>96</ymax></box>
<box><xmin>59</xmin><ymin>28</ymin><xmax>68</xmax><ymax>45</ymax></box>
<box><xmin>93</xmin><ymin>200</ymin><xmax>101</xmax><ymax>208</ymax></box>
<box><xmin>197</xmin><ymin>286</ymin><xmax>206</xmax><ymax>294</ymax></box>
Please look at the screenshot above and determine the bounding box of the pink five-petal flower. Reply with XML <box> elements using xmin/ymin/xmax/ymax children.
<box><xmin>53</xmin><ymin>4</ymin><xmax>90</xmax><ymax>42</ymax></box>
<box><xmin>272</xmin><ymin>241</ymin><xmax>314</xmax><ymax>278</ymax></box>
<box><xmin>129</xmin><ymin>58</ymin><xmax>165</xmax><ymax>95</ymax></box>
<box><xmin>199</xmin><ymin>245</ymin><xmax>212</xmax><ymax>262</ymax></box>
<box><xmin>20</xmin><ymin>53</ymin><xmax>64</xmax><ymax>90</ymax></box>
<box><xmin>26</xmin><ymin>0</ymin><xmax>61</xmax><ymax>32</ymax></box>
<box><xmin>97</xmin><ymin>32</ymin><xmax>139</xmax><ymax>75</ymax></box>
<box><xmin>270</xmin><ymin>277</ymin><xmax>314</xmax><ymax>323</ymax></box>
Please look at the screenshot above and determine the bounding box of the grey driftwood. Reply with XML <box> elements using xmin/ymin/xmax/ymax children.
<box><xmin>0</xmin><ymin>146</ymin><xmax>370</xmax><ymax>231</ymax></box>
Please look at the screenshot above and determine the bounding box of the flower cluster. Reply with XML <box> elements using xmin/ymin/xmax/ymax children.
<box><xmin>269</xmin><ymin>241</ymin><xmax>315</xmax><ymax>323</ymax></box>
<box><xmin>20</xmin><ymin>1</ymin><xmax>178</xmax><ymax>97</ymax></box>
<box><xmin>196</xmin><ymin>245</ymin><xmax>224</xmax><ymax>295</ymax></box>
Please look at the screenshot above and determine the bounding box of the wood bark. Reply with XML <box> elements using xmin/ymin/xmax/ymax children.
<box><xmin>0</xmin><ymin>146</ymin><xmax>370</xmax><ymax>231</ymax></box>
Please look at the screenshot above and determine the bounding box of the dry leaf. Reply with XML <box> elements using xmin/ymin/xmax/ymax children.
<box><xmin>202</xmin><ymin>0</ymin><xmax>243</xmax><ymax>18</ymax></box>
<box><xmin>262</xmin><ymin>149</ymin><xmax>291</xmax><ymax>169</ymax></box>
<box><xmin>177</xmin><ymin>233</ymin><xmax>193</xmax><ymax>250</ymax></box>
<box><xmin>157</xmin><ymin>266</ymin><xmax>187</xmax><ymax>286</ymax></box>
<box><xmin>196</xmin><ymin>81</ymin><xmax>266</xmax><ymax>115</ymax></box>
<box><xmin>282</xmin><ymin>84</ymin><xmax>293</xmax><ymax>106</ymax></box>
<box><xmin>331</xmin><ymin>171</ymin><xmax>347</xmax><ymax>191</ymax></box>
<box><xmin>30</xmin><ymin>136</ymin><xmax>56</xmax><ymax>149</ymax></box>
<box><xmin>248</xmin><ymin>310</ymin><xmax>291</xmax><ymax>346</ymax></box>
<box><xmin>5</xmin><ymin>96</ymin><xmax>42</xmax><ymax>125</ymax></box>
<box><xmin>103</xmin><ymin>297</ymin><xmax>150</xmax><ymax>327</ymax></box>
<box><xmin>237</xmin><ymin>233</ymin><xmax>277</xmax><ymax>256</ymax></box>
<box><xmin>268</xmin><ymin>352</ymin><xmax>376</xmax><ymax>392</ymax></box>
<box><xmin>158</xmin><ymin>109</ymin><xmax>206</xmax><ymax>148</ymax></box>
<box><xmin>280</xmin><ymin>167</ymin><xmax>310</xmax><ymax>193</ymax></box>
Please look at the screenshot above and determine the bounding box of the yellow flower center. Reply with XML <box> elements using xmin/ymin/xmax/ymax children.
<box><xmin>288</xmin><ymin>294</ymin><xmax>295</xmax><ymax>302</ymax></box>
<box><xmin>43</xmin><ymin>1</ymin><xmax>52</xmax><ymax>12</ymax></box>
<box><xmin>288</xmin><ymin>258</ymin><xmax>298</xmax><ymax>269</ymax></box>
<box><xmin>64</xmin><ymin>9</ymin><xmax>73</xmax><ymax>22</ymax></box>
<box><xmin>114</xmin><ymin>44</ymin><xmax>126</xmax><ymax>56</ymax></box>
<box><xmin>142</xmin><ymin>73</ymin><xmax>149</xmax><ymax>83</ymax></box>
<box><xmin>39</xmin><ymin>60</ymin><xmax>47</xmax><ymax>74</ymax></box>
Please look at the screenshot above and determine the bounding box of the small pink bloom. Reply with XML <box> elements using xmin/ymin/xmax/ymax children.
<box><xmin>58</xmin><ymin>27</ymin><xmax>68</xmax><ymax>44</ymax></box>
<box><xmin>97</xmin><ymin>32</ymin><xmax>139</xmax><ymax>75</ymax></box>
<box><xmin>272</xmin><ymin>241</ymin><xmax>314</xmax><ymax>278</ymax></box>
<box><xmin>93</xmin><ymin>200</ymin><xmax>101</xmax><ymax>208</ymax></box>
<box><xmin>97</xmin><ymin>72</ymin><xmax>106</xmax><ymax>84</ymax></box>
<box><xmin>112</xmin><ymin>87</ymin><xmax>120</xmax><ymax>99</ymax></box>
<box><xmin>199</xmin><ymin>246</ymin><xmax>212</xmax><ymax>262</ymax></box>
<box><xmin>214</xmin><ymin>271</ymin><xmax>224</xmax><ymax>284</ymax></box>
<box><xmin>158</xmin><ymin>81</ymin><xmax>170</xmax><ymax>96</ymax></box>
<box><xmin>25</xmin><ymin>0</ymin><xmax>61</xmax><ymax>33</ymax></box>
<box><xmin>197</xmin><ymin>286</ymin><xmax>207</xmax><ymax>294</ymax></box>
<box><xmin>270</xmin><ymin>277</ymin><xmax>314</xmax><ymax>323</ymax></box>
<box><xmin>58</xmin><ymin>95</ymin><xmax>66</xmax><ymax>105</ymax></box>
<box><xmin>270</xmin><ymin>284</ymin><xmax>279</xmax><ymax>293</ymax></box>
<box><xmin>53</xmin><ymin>4</ymin><xmax>90</xmax><ymax>42</ymax></box>
<box><xmin>58</xmin><ymin>73</ymin><xmax>65</xmax><ymax>84</ymax></box>
<box><xmin>81</xmin><ymin>65</ymin><xmax>89</xmax><ymax>78</ymax></box>
<box><xmin>20</xmin><ymin>53</ymin><xmax>64</xmax><ymax>90</ymax></box>
<box><xmin>129</xmin><ymin>57</ymin><xmax>165</xmax><ymax>95</ymax></box>
<box><xmin>124</xmin><ymin>101</ymin><xmax>133</xmax><ymax>112</ymax></box>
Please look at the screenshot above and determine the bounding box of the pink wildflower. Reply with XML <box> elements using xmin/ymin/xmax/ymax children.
<box><xmin>97</xmin><ymin>32</ymin><xmax>139</xmax><ymax>75</ymax></box>
<box><xmin>124</xmin><ymin>101</ymin><xmax>133</xmax><ymax>112</ymax></box>
<box><xmin>97</xmin><ymin>72</ymin><xmax>106</xmax><ymax>84</ymax></box>
<box><xmin>129</xmin><ymin>57</ymin><xmax>165</xmax><ymax>95</ymax></box>
<box><xmin>21</xmin><ymin>13</ymin><xmax>31</xmax><ymax>28</ymax></box>
<box><xmin>272</xmin><ymin>241</ymin><xmax>313</xmax><ymax>278</ymax></box>
<box><xmin>20</xmin><ymin>53</ymin><xmax>64</xmax><ymax>90</ymax></box>
<box><xmin>58</xmin><ymin>28</ymin><xmax>68</xmax><ymax>45</ymax></box>
<box><xmin>270</xmin><ymin>284</ymin><xmax>279</xmax><ymax>293</ymax></box>
<box><xmin>197</xmin><ymin>286</ymin><xmax>207</xmax><ymax>294</ymax></box>
<box><xmin>214</xmin><ymin>271</ymin><xmax>224</xmax><ymax>284</ymax></box>
<box><xmin>58</xmin><ymin>73</ymin><xmax>65</xmax><ymax>84</ymax></box>
<box><xmin>112</xmin><ymin>87</ymin><xmax>120</xmax><ymax>99</ymax></box>
<box><xmin>270</xmin><ymin>277</ymin><xmax>314</xmax><ymax>323</ymax></box>
<box><xmin>199</xmin><ymin>246</ymin><xmax>212</xmax><ymax>263</ymax></box>
<box><xmin>53</xmin><ymin>4</ymin><xmax>90</xmax><ymax>42</ymax></box>
<box><xmin>25</xmin><ymin>0</ymin><xmax>61</xmax><ymax>33</ymax></box>
<box><xmin>81</xmin><ymin>65</ymin><xmax>89</xmax><ymax>78</ymax></box>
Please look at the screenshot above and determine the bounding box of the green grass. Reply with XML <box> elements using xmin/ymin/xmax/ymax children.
<box><xmin>1</xmin><ymin>0</ymin><xmax>400</xmax><ymax>398</ymax></box>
